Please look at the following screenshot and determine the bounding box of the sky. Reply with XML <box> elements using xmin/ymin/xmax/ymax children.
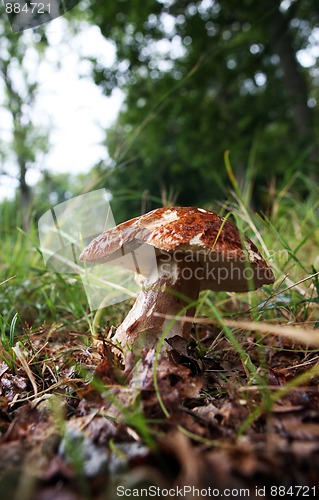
<box><xmin>0</xmin><ymin>17</ymin><xmax>124</xmax><ymax>200</ymax></box>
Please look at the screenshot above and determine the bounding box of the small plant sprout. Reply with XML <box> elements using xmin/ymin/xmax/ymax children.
<box><xmin>80</xmin><ymin>207</ymin><xmax>274</xmax><ymax>358</ymax></box>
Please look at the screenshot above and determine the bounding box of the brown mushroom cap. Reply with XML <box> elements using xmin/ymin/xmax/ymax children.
<box><xmin>80</xmin><ymin>206</ymin><xmax>274</xmax><ymax>293</ymax></box>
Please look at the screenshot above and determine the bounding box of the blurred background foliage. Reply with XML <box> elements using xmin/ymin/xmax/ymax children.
<box><xmin>88</xmin><ymin>0</ymin><xmax>319</xmax><ymax>221</ymax></box>
<box><xmin>0</xmin><ymin>0</ymin><xmax>318</xmax><ymax>229</ymax></box>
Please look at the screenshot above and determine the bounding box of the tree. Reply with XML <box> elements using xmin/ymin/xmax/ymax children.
<box><xmin>0</xmin><ymin>8</ymin><xmax>49</xmax><ymax>230</ymax></box>
<box><xmin>32</xmin><ymin>170</ymin><xmax>86</xmax><ymax>220</ymax></box>
<box><xmin>88</xmin><ymin>0</ymin><xmax>318</xmax><ymax>219</ymax></box>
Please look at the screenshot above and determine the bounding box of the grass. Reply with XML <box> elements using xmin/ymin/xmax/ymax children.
<box><xmin>1</xmin><ymin>173</ymin><xmax>319</xmax><ymax>384</ymax></box>
<box><xmin>0</xmin><ymin>172</ymin><xmax>319</xmax><ymax>495</ymax></box>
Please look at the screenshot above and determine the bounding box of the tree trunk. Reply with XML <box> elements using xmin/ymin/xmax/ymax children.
<box><xmin>19</xmin><ymin>158</ymin><xmax>32</xmax><ymax>232</ymax></box>
<box><xmin>268</xmin><ymin>3</ymin><xmax>318</xmax><ymax>164</ymax></box>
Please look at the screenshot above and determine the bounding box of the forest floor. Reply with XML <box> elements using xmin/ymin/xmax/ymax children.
<box><xmin>1</xmin><ymin>188</ymin><xmax>319</xmax><ymax>499</ymax></box>
<box><xmin>1</xmin><ymin>321</ymin><xmax>319</xmax><ymax>500</ymax></box>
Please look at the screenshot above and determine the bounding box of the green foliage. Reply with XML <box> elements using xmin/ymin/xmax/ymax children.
<box><xmin>87</xmin><ymin>0</ymin><xmax>318</xmax><ymax>220</ymax></box>
<box><xmin>0</xmin><ymin>6</ymin><xmax>50</xmax><ymax>229</ymax></box>
<box><xmin>0</xmin><ymin>207</ymin><xmax>89</xmax><ymax>342</ymax></box>
<box><xmin>32</xmin><ymin>170</ymin><xmax>86</xmax><ymax>220</ymax></box>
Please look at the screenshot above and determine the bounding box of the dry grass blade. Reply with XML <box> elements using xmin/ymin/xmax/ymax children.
<box><xmin>12</xmin><ymin>343</ymin><xmax>38</xmax><ymax>397</ymax></box>
<box><xmin>0</xmin><ymin>275</ymin><xmax>16</xmax><ymax>286</ymax></box>
<box><xmin>223</xmin><ymin>319</ymin><xmax>319</xmax><ymax>347</ymax></box>
<box><xmin>154</xmin><ymin>312</ymin><xmax>319</xmax><ymax>347</ymax></box>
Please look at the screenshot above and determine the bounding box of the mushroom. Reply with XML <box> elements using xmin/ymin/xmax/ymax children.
<box><xmin>80</xmin><ymin>206</ymin><xmax>274</xmax><ymax>357</ymax></box>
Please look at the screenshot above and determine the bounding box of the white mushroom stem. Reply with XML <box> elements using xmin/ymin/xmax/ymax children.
<box><xmin>111</xmin><ymin>259</ymin><xmax>201</xmax><ymax>356</ymax></box>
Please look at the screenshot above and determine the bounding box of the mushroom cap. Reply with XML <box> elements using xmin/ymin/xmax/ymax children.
<box><xmin>79</xmin><ymin>206</ymin><xmax>274</xmax><ymax>292</ymax></box>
